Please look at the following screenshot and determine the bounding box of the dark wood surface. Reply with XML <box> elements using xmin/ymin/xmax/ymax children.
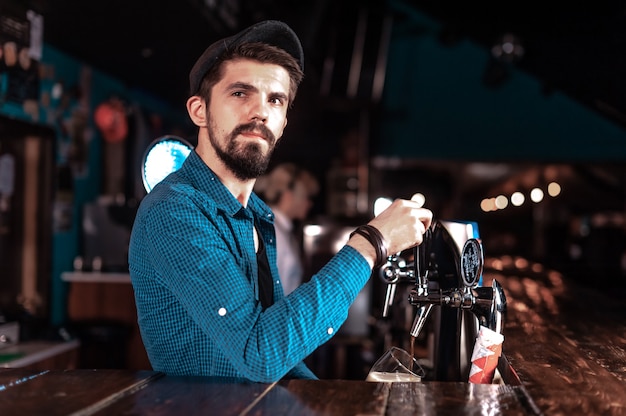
<box><xmin>483</xmin><ymin>258</ymin><xmax>626</xmax><ymax>416</ymax></box>
<box><xmin>0</xmin><ymin>257</ymin><xmax>624</xmax><ymax>415</ymax></box>
<box><xmin>90</xmin><ymin>374</ymin><xmax>276</xmax><ymax>416</ymax></box>
<box><xmin>0</xmin><ymin>369</ymin><xmax>159</xmax><ymax>415</ymax></box>
<box><xmin>0</xmin><ymin>369</ymin><xmax>539</xmax><ymax>415</ymax></box>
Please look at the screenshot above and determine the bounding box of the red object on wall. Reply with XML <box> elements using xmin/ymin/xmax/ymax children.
<box><xmin>94</xmin><ymin>99</ymin><xmax>128</xmax><ymax>143</ymax></box>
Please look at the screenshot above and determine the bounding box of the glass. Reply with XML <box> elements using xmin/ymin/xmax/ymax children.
<box><xmin>366</xmin><ymin>346</ymin><xmax>425</xmax><ymax>382</ymax></box>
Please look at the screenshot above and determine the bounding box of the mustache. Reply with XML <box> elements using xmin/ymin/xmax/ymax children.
<box><xmin>232</xmin><ymin>122</ymin><xmax>276</xmax><ymax>144</ymax></box>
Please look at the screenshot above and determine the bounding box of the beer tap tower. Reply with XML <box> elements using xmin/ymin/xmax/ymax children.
<box><xmin>379</xmin><ymin>220</ymin><xmax>507</xmax><ymax>381</ymax></box>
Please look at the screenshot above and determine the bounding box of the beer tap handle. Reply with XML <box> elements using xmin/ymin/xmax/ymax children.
<box><xmin>414</xmin><ymin>227</ymin><xmax>432</xmax><ymax>292</ymax></box>
<box><xmin>379</xmin><ymin>255</ymin><xmax>404</xmax><ymax>318</ymax></box>
<box><xmin>414</xmin><ymin>245</ymin><xmax>422</xmax><ymax>283</ymax></box>
<box><xmin>382</xmin><ymin>282</ymin><xmax>397</xmax><ymax>318</ymax></box>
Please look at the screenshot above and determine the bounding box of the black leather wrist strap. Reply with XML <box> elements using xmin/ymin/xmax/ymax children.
<box><xmin>349</xmin><ymin>224</ymin><xmax>389</xmax><ymax>269</ymax></box>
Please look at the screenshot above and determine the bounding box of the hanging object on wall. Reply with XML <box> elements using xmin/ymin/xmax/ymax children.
<box><xmin>94</xmin><ymin>98</ymin><xmax>130</xmax><ymax>196</ymax></box>
<box><xmin>0</xmin><ymin>151</ymin><xmax>15</xmax><ymax>237</ymax></box>
<box><xmin>0</xmin><ymin>8</ymin><xmax>43</xmax><ymax>108</ymax></box>
<box><xmin>93</xmin><ymin>98</ymin><xmax>128</xmax><ymax>143</ymax></box>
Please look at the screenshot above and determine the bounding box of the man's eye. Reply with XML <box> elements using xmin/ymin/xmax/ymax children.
<box><xmin>270</xmin><ymin>97</ymin><xmax>284</xmax><ymax>105</ymax></box>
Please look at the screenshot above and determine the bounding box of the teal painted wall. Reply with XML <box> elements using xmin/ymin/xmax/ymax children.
<box><xmin>0</xmin><ymin>44</ymin><xmax>190</xmax><ymax>326</ymax></box>
<box><xmin>378</xmin><ymin>8</ymin><xmax>626</xmax><ymax>161</ymax></box>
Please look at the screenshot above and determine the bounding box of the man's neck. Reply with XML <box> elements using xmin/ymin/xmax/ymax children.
<box><xmin>196</xmin><ymin>142</ymin><xmax>255</xmax><ymax>207</ymax></box>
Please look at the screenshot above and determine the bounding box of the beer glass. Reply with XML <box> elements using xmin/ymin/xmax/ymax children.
<box><xmin>366</xmin><ymin>346</ymin><xmax>425</xmax><ymax>382</ymax></box>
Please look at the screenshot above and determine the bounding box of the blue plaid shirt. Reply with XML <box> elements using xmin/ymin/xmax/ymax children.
<box><xmin>128</xmin><ymin>151</ymin><xmax>372</xmax><ymax>382</ymax></box>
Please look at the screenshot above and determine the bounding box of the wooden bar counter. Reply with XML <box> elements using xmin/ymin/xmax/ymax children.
<box><xmin>0</xmin><ymin>368</ymin><xmax>539</xmax><ymax>415</ymax></box>
<box><xmin>482</xmin><ymin>258</ymin><xmax>626</xmax><ymax>416</ymax></box>
<box><xmin>1</xmin><ymin>258</ymin><xmax>624</xmax><ymax>415</ymax></box>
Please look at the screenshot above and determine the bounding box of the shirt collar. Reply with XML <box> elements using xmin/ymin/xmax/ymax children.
<box><xmin>180</xmin><ymin>151</ymin><xmax>274</xmax><ymax>222</ymax></box>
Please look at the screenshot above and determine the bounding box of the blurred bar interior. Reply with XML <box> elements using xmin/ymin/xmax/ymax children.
<box><xmin>0</xmin><ymin>1</ymin><xmax>624</xmax><ymax>413</ymax></box>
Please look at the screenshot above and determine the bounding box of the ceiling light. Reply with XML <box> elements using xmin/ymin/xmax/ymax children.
<box><xmin>491</xmin><ymin>33</ymin><xmax>525</xmax><ymax>63</ymax></box>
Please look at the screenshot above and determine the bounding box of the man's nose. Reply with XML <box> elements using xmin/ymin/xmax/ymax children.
<box><xmin>249</xmin><ymin>98</ymin><xmax>269</xmax><ymax>122</ymax></box>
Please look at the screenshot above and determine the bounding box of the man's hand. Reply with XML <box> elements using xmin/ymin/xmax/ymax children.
<box><xmin>347</xmin><ymin>197</ymin><xmax>433</xmax><ymax>268</ymax></box>
<box><xmin>368</xmin><ymin>198</ymin><xmax>433</xmax><ymax>254</ymax></box>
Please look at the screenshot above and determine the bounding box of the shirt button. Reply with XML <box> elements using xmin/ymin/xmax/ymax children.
<box><xmin>327</xmin><ymin>327</ymin><xmax>334</xmax><ymax>335</ymax></box>
<box><xmin>269</xmin><ymin>239</ymin><xmax>274</xmax><ymax>244</ymax></box>
<box><xmin>218</xmin><ymin>307</ymin><xmax>227</xmax><ymax>316</ymax></box>
<box><xmin>275</xmin><ymin>280</ymin><xmax>280</xmax><ymax>284</ymax></box>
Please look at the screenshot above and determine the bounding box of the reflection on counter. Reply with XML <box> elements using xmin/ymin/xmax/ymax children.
<box><xmin>0</xmin><ymin>369</ymin><xmax>540</xmax><ymax>415</ymax></box>
<box><xmin>0</xmin><ymin>339</ymin><xmax>80</xmax><ymax>370</ymax></box>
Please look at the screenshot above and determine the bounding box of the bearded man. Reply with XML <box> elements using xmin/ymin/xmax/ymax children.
<box><xmin>129</xmin><ymin>20</ymin><xmax>432</xmax><ymax>382</ymax></box>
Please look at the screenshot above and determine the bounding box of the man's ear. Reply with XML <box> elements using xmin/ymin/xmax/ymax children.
<box><xmin>187</xmin><ymin>96</ymin><xmax>207</xmax><ymax>127</ymax></box>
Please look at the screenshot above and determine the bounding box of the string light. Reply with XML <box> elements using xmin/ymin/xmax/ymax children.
<box><xmin>511</xmin><ymin>192</ymin><xmax>525</xmax><ymax>206</ymax></box>
<box><xmin>547</xmin><ymin>182</ymin><xmax>561</xmax><ymax>197</ymax></box>
<box><xmin>495</xmin><ymin>195</ymin><xmax>508</xmax><ymax>209</ymax></box>
<box><xmin>373</xmin><ymin>197</ymin><xmax>393</xmax><ymax>216</ymax></box>
<box><xmin>481</xmin><ymin>198</ymin><xmax>496</xmax><ymax>212</ymax></box>
<box><xmin>530</xmin><ymin>188</ymin><xmax>544</xmax><ymax>203</ymax></box>
<box><xmin>480</xmin><ymin>182</ymin><xmax>561</xmax><ymax>212</ymax></box>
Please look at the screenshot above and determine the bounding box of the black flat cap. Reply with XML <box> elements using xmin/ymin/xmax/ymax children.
<box><xmin>188</xmin><ymin>20</ymin><xmax>304</xmax><ymax>96</ymax></box>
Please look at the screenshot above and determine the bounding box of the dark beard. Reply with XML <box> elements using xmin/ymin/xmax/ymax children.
<box><xmin>209</xmin><ymin>120</ymin><xmax>277</xmax><ymax>180</ymax></box>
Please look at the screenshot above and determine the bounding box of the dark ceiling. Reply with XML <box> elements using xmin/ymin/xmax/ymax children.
<box><xmin>30</xmin><ymin>0</ymin><xmax>333</xmax><ymax>107</ymax></box>
<box><xmin>19</xmin><ymin>0</ymin><xmax>626</xmax><ymax>127</ymax></box>
<box><xmin>4</xmin><ymin>0</ymin><xmax>626</xmax><ymax>215</ymax></box>
<box><xmin>412</xmin><ymin>0</ymin><xmax>626</xmax><ymax>126</ymax></box>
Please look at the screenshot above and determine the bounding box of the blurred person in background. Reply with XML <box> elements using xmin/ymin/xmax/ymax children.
<box><xmin>255</xmin><ymin>163</ymin><xmax>319</xmax><ymax>294</ymax></box>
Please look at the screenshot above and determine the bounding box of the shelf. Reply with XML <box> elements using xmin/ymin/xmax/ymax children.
<box><xmin>61</xmin><ymin>272</ymin><xmax>131</xmax><ymax>284</ymax></box>
<box><xmin>0</xmin><ymin>339</ymin><xmax>80</xmax><ymax>368</ymax></box>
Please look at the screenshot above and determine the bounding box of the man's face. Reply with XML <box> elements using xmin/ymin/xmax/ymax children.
<box><xmin>206</xmin><ymin>59</ymin><xmax>290</xmax><ymax>180</ymax></box>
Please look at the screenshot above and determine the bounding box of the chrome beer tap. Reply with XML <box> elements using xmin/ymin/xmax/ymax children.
<box><xmin>379</xmin><ymin>254</ymin><xmax>413</xmax><ymax>317</ymax></box>
<box><xmin>406</xmin><ymin>235</ymin><xmax>506</xmax><ymax>334</ymax></box>
<box><xmin>378</xmin><ymin>220</ymin><xmax>507</xmax><ymax>381</ymax></box>
<box><xmin>408</xmin><ymin>227</ymin><xmax>434</xmax><ymax>339</ymax></box>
